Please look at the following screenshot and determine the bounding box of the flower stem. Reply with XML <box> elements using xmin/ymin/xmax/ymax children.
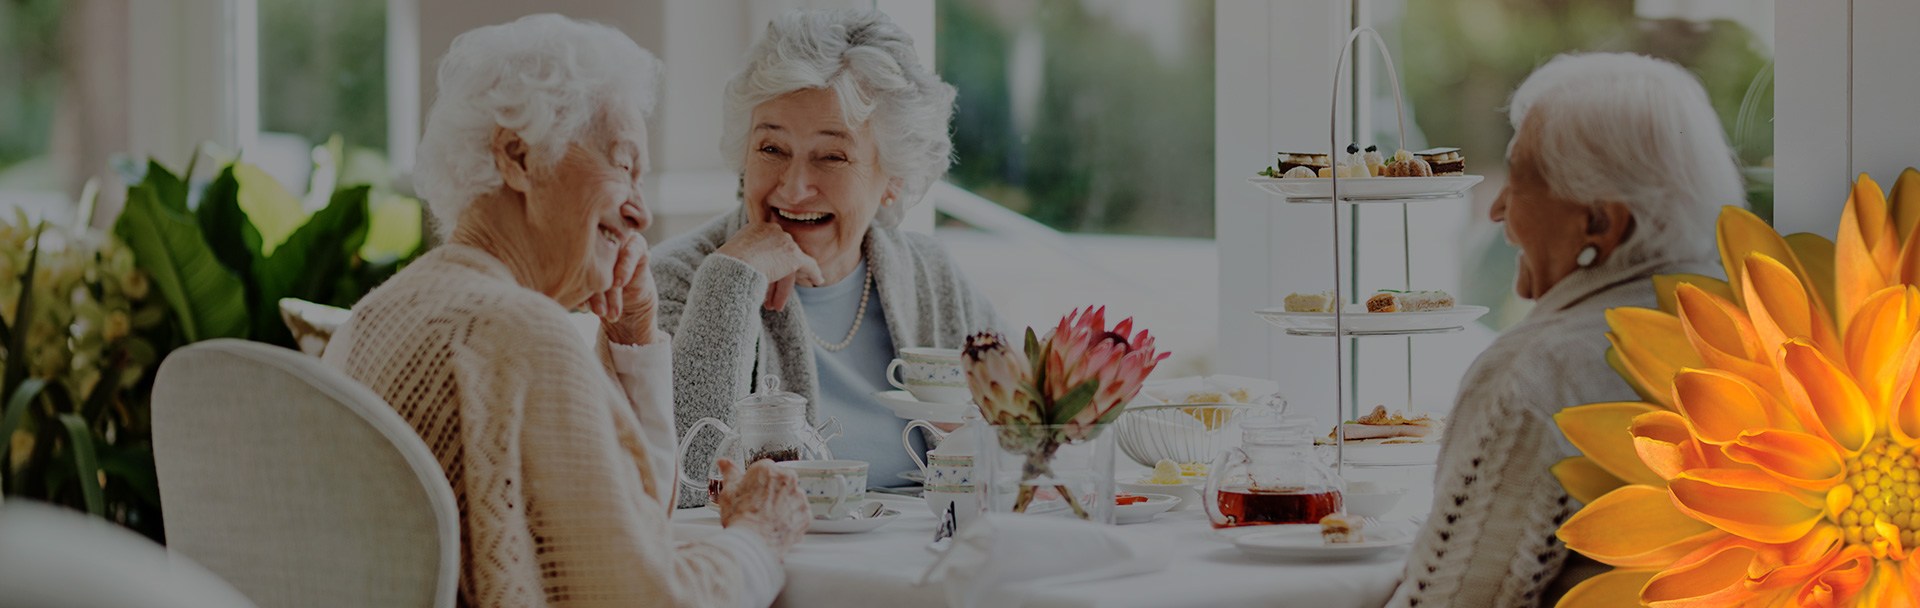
<box><xmin>1056</xmin><ymin>484</ymin><xmax>1089</xmax><ymax>520</ymax></box>
<box><xmin>1014</xmin><ymin>483</ymin><xmax>1037</xmax><ymax>512</ymax></box>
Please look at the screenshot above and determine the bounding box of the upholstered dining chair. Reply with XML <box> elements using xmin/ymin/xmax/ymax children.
<box><xmin>152</xmin><ymin>339</ymin><xmax>459</xmax><ymax>608</ymax></box>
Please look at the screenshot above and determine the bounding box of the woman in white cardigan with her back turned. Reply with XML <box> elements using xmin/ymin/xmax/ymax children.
<box><xmin>1387</xmin><ymin>53</ymin><xmax>1745</xmax><ymax>607</ymax></box>
<box><xmin>323</xmin><ymin>14</ymin><xmax>809</xmax><ymax>608</ymax></box>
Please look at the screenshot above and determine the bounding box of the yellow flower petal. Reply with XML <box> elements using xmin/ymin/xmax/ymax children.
<box><xmin>1721</xmin><ymin>205</ymin><xmax>1809</xmax><ymax>309</ymax></box>
<box><xmin>1861</xmin><ymin>559</ymin><xmax>1914</xmax><ymax>608</ymax></box>
<box><xmin>1843</xmin><ymin>286</ymin><xmax>1920</xmax><ymax>416</ymax></box>
<box><xmin>1786</xmin><ymin>232</ymin><xmax>1839</xmax><ymax>322</ymax></box>
<box><xmin>1780</xmin><ymin>340</ymin><xmax>1876</xmax><ymax>454</ymax></box>
<box><xmin>1608</xmin><ymin>347</ymin><xmax>1664</xmax><ymax>407</ymax></box>
<box><xmin>1557</xmin><ymin>402</ymin><xmax>1667</xmax><ymax>487</ymax></box>
<box><xmin>1676</xmin><ymin>284</ymin><xmax>1783</xmax><ymax>398</ymax></box>
<box><xmin>1837</xmin><ymin>174</ymin><xmax>1898</xmax><ymax>332</ymax></box>
<box><xmin>1558</xmin><ymin>484</ymin><xmax>1727</xmax><ymax>569</ymax></box>
<box><xmin>1553</xmin><ymin>456</ymin><xmax>1628</xmax><ymax>506</ymax></box>
<box><xmin>1631</xmin><ymin>410</ymin><xmax>1705</xmax><ymax>480</ymax></box>
<box><xmin>1892</xmin><ymin>167</ymin><xmax>1920</xmax><ymax>247</ymax></box>
<box><xmin>1608</xmin><ymin>307</ymin><xmax>1703</xmax><ymax>409</ymax></box>
<box><xmin>1672</xmin><ymin>369</ymin><xmax>1782</xmax><ymax>445</ymax></box>
<box><xmin>1654</xmin><ymin>273</ymin><xmax>1736</xmax><ymax>317</ymax></box>
<box><xmin>1743</xmin><ymin>253</ymin><xmax>1842</xmax><ymax>367</ymax></box>
<box><xmin>1873</xmin><ymin>520</ymin><xmax>1906</xmax><ymax>561</ymax></box>
<box><xmin>1555</xmin><ymin>569</ymin><xmax>1658</xmax><ymax>608</ymax></box>
<box><xmin>1669</xmin><ymin>469</ymin><xmax>1824</xmax><ymax>544</ymax></box>
<box><xmin>1891</xmin><ymin>333</ymin><xmax>1920</xmax><ymax>445</ymax></box>
<box><xmin>1643</xmin><ymin>541</ymin><xmax>1762</xmax><ymax>607</ymax></box>
<box><xmin>1722</xmin><ymin>430</ymin><xmax>1846</xmax><ymax>491</ymax></box>
<box><xmin>1790</xmin><ymin>546</ymin><xmax>1874</xmax><ymax>608</ymax></box>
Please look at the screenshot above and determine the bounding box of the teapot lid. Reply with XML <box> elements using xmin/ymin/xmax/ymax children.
<box><xmin>737</xmin><ymin>374</ymin><xmax>809</xmax><ymax>410</ymax></box>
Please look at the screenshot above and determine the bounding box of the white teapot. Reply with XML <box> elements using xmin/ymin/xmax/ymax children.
<box><xmin>904</xmin><ymin>412</ymin><xmax>984</xmax><ymax>526</ymax></box>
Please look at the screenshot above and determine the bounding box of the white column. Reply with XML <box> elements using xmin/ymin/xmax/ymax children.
<box><xmin>1773</xmin><ymin>0</ymin><xmax>1851</xmax><ymax>236</ymax></box>
<box><xmin>126</xmin><ymin>0</ymin><xmax>248</xmax><ymax>171</ymax></box>
<box><xmin>877</xmin><ymin>0</ymin><xmax>937</xmax><ymax>234</ymax></box>
<box><xmin>1852</xmin><ymin>0</ymin><xmax>1920</xmax><ymax>202</ymax></box>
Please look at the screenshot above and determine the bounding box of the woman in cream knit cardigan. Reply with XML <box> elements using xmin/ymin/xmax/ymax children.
<box><xmin>324</xmin><ymin>15</ymin><xmax>808</xmax><ymax>608</ymax></box>
<box><xmin>1388</xmin><ymin>53</ymin><xmax>1744</xmax><ymax>607</ymax></box>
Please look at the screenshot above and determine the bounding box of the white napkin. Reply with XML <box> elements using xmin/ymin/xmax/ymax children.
<box><xmin>919</xmin><ymin>514</ymin><xmax>1172</xmax><ymax>608</ymax></box>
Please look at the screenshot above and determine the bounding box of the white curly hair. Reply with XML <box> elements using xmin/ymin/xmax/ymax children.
<box><xmin>721</xmin><ymin>8</ymin><xmax>956</xmax><ymax>227</ymax></box>
<box><xmin>414</xmin><ymin>13</ymin><xmax>662</xmax><ymax>236</ymax></box>
<box><xmin>1508</xmin><ymin>52</ymin><xmax>1746</xmax><ymax>269</ymax></box>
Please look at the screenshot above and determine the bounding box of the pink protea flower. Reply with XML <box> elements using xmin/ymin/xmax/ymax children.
<box><xmin>1041</xmin><ymin>307</ymin><xmax>1168</xmax><ymax>441</ymax></box>
<box><xmin>963</xmin><ymin>331</ymin><xmax>1038</xmax><ymax>427</ymax></box>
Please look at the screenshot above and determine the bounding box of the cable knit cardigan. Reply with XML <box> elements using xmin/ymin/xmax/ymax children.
<box><xmin>1387</xmin><ymin>256</ymin><xmax>1720</xmax><ymax>608</ymax></box>
<box><xmin>653</xmin><ymin>209</ymin><xmax>1001</xmax><ymax>508</ymax></box>
<box><xmin>323</xmin><ymin>244</ymin><xmax>783</xmax><ymax>608</ymax></box>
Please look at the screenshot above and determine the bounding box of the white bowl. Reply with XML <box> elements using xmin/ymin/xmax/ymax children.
<box><xmin>1114</xmin><ymin>493</ymin><xmax>1181</xmax><ymax>524</ymax></box>
<box><xmin>1117</xmin><ymin>478</ymin><xmax>1205</xmax><ymax>511</ymax></box>
<box><xmin>1342</xmin><ymin>489</ymin><xmax>1407</xmax><ymax>518</ymax></box>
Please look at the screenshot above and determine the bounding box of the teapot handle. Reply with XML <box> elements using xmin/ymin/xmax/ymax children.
<box><xmin>902</xmin><ymin>420</ymin><xmax>948</xmax><ymax>476</ymax></box>
<box><xmin>815</xmin><ymin>415</ymin><xmax>843</xmax><ymax>444</ymax></box>
<box><xmin>677</xmin><ymin>417</ymin><xmax>734</xmax><ymax>490</ymax></box>
<box><xmin>1203</xmin><ymin>446</ymin><xmax>1249</xmax><ymax>525</ymax></box>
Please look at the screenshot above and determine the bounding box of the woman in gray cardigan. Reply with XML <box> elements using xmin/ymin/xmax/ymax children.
<box><xmin>653</xmin><ymin>8</ymin><xmax>998</xmax><ymax>507</ymax></box>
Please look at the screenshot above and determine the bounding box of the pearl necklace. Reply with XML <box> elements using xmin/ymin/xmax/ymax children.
<box><xmin>809</xmin><ymin>263</ymin><xmax>872</xmax><ymax>352</ymax></box>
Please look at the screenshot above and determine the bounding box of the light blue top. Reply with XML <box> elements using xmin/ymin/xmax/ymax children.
<box><xmin>797</xmin><ymin>260</ymin><xmax>921</xmax><ymax>488</ymax></box>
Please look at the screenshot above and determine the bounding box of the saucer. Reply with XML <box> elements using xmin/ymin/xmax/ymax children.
<box><xmin>1230</xmin><ymin>524</ymin><xmax>1412</xmax><ymax>560</ymax></box>
<box><xmin>873</xmin><ymin>390</ymin><xmax>972</xmax><ymax>423</ymax></box>
<box><xmin>808</xmin><ymin>502</ymin><xmax>901</xmax><ymax>534</ymax></box>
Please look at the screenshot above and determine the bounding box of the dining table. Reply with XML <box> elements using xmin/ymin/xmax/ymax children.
<box><xmin>671</xmin><ymin>492</ymin><xmax>1408</xmax><ymax>608</ymax></box>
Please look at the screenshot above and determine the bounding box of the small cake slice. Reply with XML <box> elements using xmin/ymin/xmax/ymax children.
<box><xmin>1320</xmin><ymin>513</ymin><xmax>1366</xmax><ymax>544</ymax></box>
<box><xmin>1284</xmin><ymin>291</ymin><xmax>1337</xmax><ymax>313</ymax></box>
<box><xmin>1277</xmin><ymin>152</ymin><xmax>1332</xmax><ymax>175</ymax></box>
<box><xmin>1365</xmin><ymin>290</ymin><xmax>1455</xmax><ymax>313</ymax></box>
<box><xmin>1383</xmin><ymin>149</ymin><xmax>1433</xmax><ymax>177</ymax></box>
<box><xmin>1415</xmin><ymin>147</ymin><xmax>1466</xmax><ymax>176</ymax></box>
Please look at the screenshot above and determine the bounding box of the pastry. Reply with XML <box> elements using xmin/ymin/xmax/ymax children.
<box><xmin>1365</xmin><ymin>289</ymin><xmax>1455</xmax><ymax>313</ymax></box>
<box><xmin>1363</xmin><ymin>145</ymin><xmax>1385</xmax><ymax>176</ymax></box>
<box><xmin>1415</xmin><ymin>147</ymin><xmax>1466</xmax><ymax>176</ymax></box>
<box><xmin>1284</xmin><ymin>290</ymin><xmax>1336</xmax><ymax>313</ymax></box>
<box><xmin>1144</xmin><ymin>459</ymin><xmax>1185</xmax><ymax>485</ymax></box>
<box><xmin>1283</xmin><ymin>165</ymin><xmax>1317</xmax><ymax>179</ymax></box>
<box><xmin>1336</xmin><ymin>405</ymin><xmax>1439</xmax><ymax>441</ymax></box>
<box><xmin>1277</xmin><ymin>152</ymin><xmax>1332</xmax><ymax>175</ymax></box>
<box><xmin>1320</xmin><ymin>513</ymin><xmax>1366</xmax><ymax>544</ymax></box>
<box><xmin>1343</xmin><ymin>143</ymin><xmax>1366</xmax><ymax>173</ymax></box>
<box><xmin>1384</xmin><ymin>149</ymin><xmax>1433</xmax><ymax>177</ymax></box>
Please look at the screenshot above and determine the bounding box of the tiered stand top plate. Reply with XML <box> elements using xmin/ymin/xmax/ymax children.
<box><xmin>1246</xmin><ymin>175</ymin><xmax>1483</xmax><ymax>203</ymax></box>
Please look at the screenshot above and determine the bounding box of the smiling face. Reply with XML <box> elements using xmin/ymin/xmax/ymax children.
<box><xmin>742</xmin><ymin>88</ymin><xmax>894</xmax><ymax>282</ymax></box>
<box><xmin>1490</xmin><ymin>126</ymin><xmax>1601</xmax><ymax>301</ymax></box>
<box><xmin>511</xmin><ymin>109</ymin><xmax>652</xmax><ymax>306</ymax></box>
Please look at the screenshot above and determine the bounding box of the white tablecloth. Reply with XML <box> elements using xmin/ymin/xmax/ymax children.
<box><xmin>672</xmin><ymin>494</ymin><xmax>1404</xmax><ymax>608</ymax></box>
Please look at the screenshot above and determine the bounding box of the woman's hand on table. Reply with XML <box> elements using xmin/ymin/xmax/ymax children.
<box><xmin>715</xmin><ymin>458</ymin><xmax>810</xmax><ymax>552</ymax></box>
<box><xmin>716</xmin><ymin>219</ymin><xmax>823</xmax><ymax>312</ymax></box>
<box><xmin>590</xmin><ymin>226</ymin><xmax>660</xmax><ymax>346</ymax></box>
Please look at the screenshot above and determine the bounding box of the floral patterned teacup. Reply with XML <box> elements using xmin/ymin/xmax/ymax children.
<box><xmin>886</xmin><ymin>347</ymin><xmax>971</xmax><ymax>404</ymax></box>
<box><xmin>777</xmin><ymin>460</ymin><xmax>868</xmax><ymax>520</ymax></box>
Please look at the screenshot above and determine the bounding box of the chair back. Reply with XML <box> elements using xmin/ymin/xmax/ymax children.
<box><xmin>0</xmin><ymin>501</ymin><xmax>258</xmax><ymax>608</ymax></box>
<box><xmin>153</xmin><ymin>339</ymin><xmax>459</xmax><ymax>608</ymax></box>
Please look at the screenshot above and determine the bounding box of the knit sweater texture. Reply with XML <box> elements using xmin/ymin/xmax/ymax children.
<box><xmin>1388</xmin><ymin>256</ymin><xmax>1720</xmax><ymax>608</ymax></box>
<box><xmin>652</xmin><ymin>209</ymin><xmax>1001</xmax><ymax>508</ymax></box>
<box><xmin>324</xmin><ymin>244</ymin><xmax>783</xmax><ymax>608</ymax></box>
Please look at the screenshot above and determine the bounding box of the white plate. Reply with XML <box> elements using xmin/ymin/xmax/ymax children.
<box><xmin>1255</xmin><ymin>305</ymin><xmax>1489</xmax><ymax>336</ymax></box>
<box><xmin>1231</xmin><ymin>524</ymin><xmax>1411</xmax><ymax>560</ymax></box>
<box><xmin>1114</xmin><ymin>493</ymin><xmax>1181</xmax><ymax>524</ymax></box>
<box><xmin>874</xmin><ymin>390</ymin><xmax>973</xmax><ymax>424</ymax></box>
<box><xmin>808</xmin><ymin>503</ymin><xmax>902</xmax><ymax>534</ymax></box>
<box><xmin>898</xmin><ymin>470</ymin><xmax>926</xmax><ymax>484</ymax></box>
<box><xmin>1317</xmin><ymin>441</ymin><xmax>1442</xmax><ymax>467</ymax></box>
<box><xmin>1117</xmin><ymin>478</ymin><xmax>1205</xmax><ymax>511</ymax></box>
<box><xmin>1246</xmin><ymin>175</ymin><xmax>1484</xmax><ymax>202</ymax></box>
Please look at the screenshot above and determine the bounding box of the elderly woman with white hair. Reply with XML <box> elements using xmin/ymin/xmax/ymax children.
<box><xmin>654</xmin><ymin>8</ymin><xmax>1000</xmax><ymax>507</ymax></box>
<box><xmin>1388</xmin><ymin>53</ymin><xmax>1744</xmax><ymax>607</ymax></box>
<box><xmin>324</xmin><ymin>14</ymin><xmax>806</xmax><ymax>607</ymax></box>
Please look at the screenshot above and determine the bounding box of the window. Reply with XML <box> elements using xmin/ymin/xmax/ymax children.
<box><xmin>255</xmin><ymin>0</ymin><xmax>392</xmax><ymax>200</ymax></box>
<box><xmin>0</xmin><ymin>0</ymin><xmax>76</xmax><ymax>222</ymax></box>
<box><xmin>933</xmin><ymin>0</ymin><xmax>1218</xmax><ymax>375</ymax></box>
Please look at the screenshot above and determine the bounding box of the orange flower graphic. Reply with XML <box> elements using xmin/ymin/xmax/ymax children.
<box><xmin>1555</xmin><ymin>169</ymin><xmax>1920</xmax><ymax>606</ymax></box>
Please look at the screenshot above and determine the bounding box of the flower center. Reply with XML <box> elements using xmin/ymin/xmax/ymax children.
<box><xmin>1837</xmin><ymin>438</ymin><xmax>1920</xmax><ymax>549</ymax></box>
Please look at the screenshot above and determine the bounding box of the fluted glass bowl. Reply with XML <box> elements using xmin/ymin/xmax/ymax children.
<box><xmin>1115</xmin><ymin>404</ymin><xmax>1267</xmax><ymax>469</ymax></box>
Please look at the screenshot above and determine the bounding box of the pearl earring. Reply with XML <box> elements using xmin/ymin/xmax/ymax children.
<box><xmin>1576</xmin><ymin>245</ymin><xmax>1599</xmax><ymax>268</ymax></box>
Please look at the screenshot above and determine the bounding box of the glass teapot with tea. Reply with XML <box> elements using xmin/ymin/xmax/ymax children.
<box><xmin>1203</xmin><ymin>414</ymin><xmax>1344</xmax><ymax>528</ymax></box>
<box><xmin>677</xmin><ymin>375</ymin><xmax>840</xmax><ymax>503</ymax></box>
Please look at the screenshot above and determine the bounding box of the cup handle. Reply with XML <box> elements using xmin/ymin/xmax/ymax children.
<box><xmin>828</xmin><ymin>473</ymin><xmax>850</xmax><ymax>518</ymax></box>
<box><xmin>676</xmin><ymin>418</ymin><xmax>731</xmax><ymax>490</ymax></box>
<box><xmin>885</xmin><ymin>359</ymin><xmax>910</xmax><ymax>391</ymax></box>
<box><xmin>903</xmin><ymin>420</ymin><xmax>944</xmax><ymax>476</ymax></box>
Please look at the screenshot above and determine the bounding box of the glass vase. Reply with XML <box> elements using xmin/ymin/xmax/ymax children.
<box><xmin>978</xmin><ymin>422</ymin><xmax>1117</xmax><ymax>524</ymax></box>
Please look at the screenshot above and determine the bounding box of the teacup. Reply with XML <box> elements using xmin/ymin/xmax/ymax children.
<box><xmin>886</xmin><ymin>347</ymin><xmax>970</xmax><ymax>404</ymax></box>
<box><xmin>777</xmin><ymin>460</ymin><xmax>869</xmax><ymax>520</ymax></box>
